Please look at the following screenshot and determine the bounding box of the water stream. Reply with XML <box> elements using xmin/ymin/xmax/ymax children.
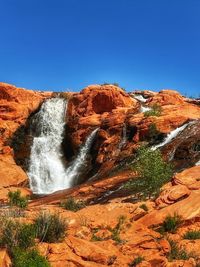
<box><xmin>28</xmin><ymin>98</ymin><xmax>98</xmax><ymax>194</ymax></box>
<box><xmin>151</xmin><ymin>122</ymin><xmax>191</xmax><ymax>151</ymax></box>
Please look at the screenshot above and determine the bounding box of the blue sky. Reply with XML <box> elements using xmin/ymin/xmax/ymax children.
<box><xmin>0</xmin><ymin>0</ymin><xmax>200</xmax><ymax>96</ymax></box>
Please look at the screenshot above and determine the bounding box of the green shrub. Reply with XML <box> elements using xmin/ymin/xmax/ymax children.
<box><xmin>91</xmin><ymin>234</ymin><xmax>104</xmax><ymax>242</ymax></box>
<box><xmin>147</xmin><ymin>123</ymin><xmax>165</xmax><ymax>144</ymax></box>
<box><xmin>129</xmin><ymin>256</ymin><xmax>144</xmax><ymax>266</ymax></box>
<box><xmin>183</xmin><ymin>230</ymin><xmax>200</xmax><ymax>240</ymax></box>
<box><xmin>139</xmin><ymin>204</ymin><xmax>148</xmax><ymax>212</ymax></box>
<box><xmin>8</xmin><ymin>190</ymin><xmax>28</xmax><ymax>209</ymax></box>
<box><xmin>144</xmin><ymin>104</ymin><xmax>162</xmax><ymax>117</ymax></box>
<box><xmin>12</xmin><ymin>248</ymin><xmax>50</xmax><ymax>267</ymax></box>
<box><xmin>0</xmin><ymin>220</ymin><xmax>35</xmax><ymax>251</ymax></box>
<box><xmin>61</xmin><ymin>197</ymin><xmax>86</xmax><ymax>212</ymax></box>
<box><xmin>0</xmin><ymin>218</ymin><xmax>50</xmax><ymax>266</ymax></box>
<box><xmin>167</xmin><ymin>239</ymin><xmax>196</xmax><ymax>261</ymax></box>
<box><xmin>109</xmin><ymin>215</ymin><xmax>126</xmax><ymax>244</ymax></box>
<box><xmin>125</xmin><ymin>146</ymin><xmax>173</xmax><ymax>199</ymax></box>
<box><xmin>158</xmin><ymin>214</ymin><xmax>182</xmax><ymax>234</ymax></box>
<box><xmin>34</xmin><ymin>212</ymin><xmax>67</xmax><ymax>243</ymax></box>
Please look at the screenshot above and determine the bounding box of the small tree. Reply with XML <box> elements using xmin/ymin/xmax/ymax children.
<box><xmin>147</xmin><ymin>123</ymin><xmax>165</xmax><ymax>144</ymax></box>
<box><xmin>125</xmin><ymin>146</ymin><xmax>173</xmax><ymax>199</ymax></box>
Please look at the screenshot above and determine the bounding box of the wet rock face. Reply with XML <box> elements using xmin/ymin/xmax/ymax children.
<box><xmin>65</xmin><ymin>86</ymin><xmax>200</xmax><ymax>177</ymax></box>
<box><xmin>0</xmin><ymin>83</ymin><xmax>52</xmax><ymax>191</ymax></box>
<box><xmin>1</xmin><ymin>84</ymin><xmax>200</xmax><ymax>192</ymax></box>
<box><xmin>161</xmin><ymin>120</ymin><xmax>200</xmax><ymax>170</ymax></box>
<box><xmin>66</xmin><ymin>84</ymin><xmax>139</xmax><ymax>176</ymax></box>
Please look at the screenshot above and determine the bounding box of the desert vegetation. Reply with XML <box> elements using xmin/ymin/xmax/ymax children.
<box><xmin>0</xmin><ymin>218</ymin><xmax>49</xmax><ymax>267</ymax></box>
<box><xmin>144</xmin><ymin>104</ymin><xmax>162</xmax><ymax>117</ymax></box>
<box><xmin>8</xmin><ymin>190</ymin><xmax>29</xmax><ymax>209</ymax></box>
<box><xmin>61</xmin><ymin>197</ymin><xmax>86</xmax><ymax>212</ymax></box>
<box><xmin>124</xmin><ymin>146</ymin><xmax>173</xmax><ymax>199</ymax></box>
<box><xmin>34</xmin><ymin>212</ymin><xmax>67</xmax><ymax>243</ymax></box>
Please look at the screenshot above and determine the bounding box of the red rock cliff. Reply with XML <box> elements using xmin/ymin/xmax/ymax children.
<box><xmin>0</xmin><ymin>82</ymin><xmax>52</xmax><ymax>189</ymax></box>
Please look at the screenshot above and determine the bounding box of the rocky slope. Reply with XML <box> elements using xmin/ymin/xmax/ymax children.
<box><xmin>0</xmin><ymin>83</ymin><xmax>200</xmax><ymax>266</ymax></box>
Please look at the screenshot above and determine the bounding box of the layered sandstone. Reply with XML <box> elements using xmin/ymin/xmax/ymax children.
<box><xmin>0</xmin><ymin>84</ymin><xmax>200</xmax><ymax>266</ymax></box>
<box><xmin>0</xmin><ymin>83</ymin><xmax>52</xmax><ymax>195</ymax></box>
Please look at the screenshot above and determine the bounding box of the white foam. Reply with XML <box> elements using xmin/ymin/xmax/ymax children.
<box><xmin>133</xmin><ymin>94</ymin><xmax>147</xmax><ymax>103</ymax></box>
<box><xmin>151</xmin><ymin>122</ymin><xmax>191</xmax><ymax>151</ymax></box>
<box><xmin>28</xmin><ymin>98</ymin><xmax>99</xmax><ymax>194</ymax></box>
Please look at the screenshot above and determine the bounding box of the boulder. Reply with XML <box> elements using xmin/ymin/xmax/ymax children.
<box><xmin>138</xmin><ymin>190</ymin><xmax>200</xmax><ymax>227</ymax></box>
<box><xmin>173</xmin><ymin>166</ymin><xmax>200</xmax><ymax>190</ymax></box>
<box><xmin>0</xmin><ymin>154</ymin><xmax>28</xmax><ymax>188</ymax></box>
<box><xmin>155</xmin><ymin>184</ymin><xmax>191</xmax><ymax>208</ymax></box>
<box><xmin>147</xmin><ymin>89</ymin><xmax>185</xmax><ymax>106</ymax></box>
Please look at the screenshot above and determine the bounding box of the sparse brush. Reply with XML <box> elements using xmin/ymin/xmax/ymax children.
<box><xmin>91</xmin><ymin>234</ymin><xmax>104</xmax><ymax>242</ymax></box>
<box><xmin>61</xmin><ymin>197</ymin><xmax>86</xmax><ymax>212</ymax></box>
<box><xmin>129</xmin><ymin>256</ymin><xmax>145</xmax><ymax>266</ymax></box>
<box><xmin>157</xmin><ymin>213</ymin><xmax>182</xmax><ymax>234</ymax></box>
<box><xmin>34</xmin><ymin>212</ymin><xmax>67</xmax><ymax>243</ymax></box>
<box><xmin>167</xmin><ymin>239</ymin><xmax>197</xmax><ymax>261</ymax></box>
<box><xmin>109</xmin><ymin>215</ymin><xmax>126</xmax><ymax>244</ymax></box>
<box><xmin>139</xmin><ymin>204</ymin><xmax>148</xmax><ymax>211</ymax></box>
<box><xmin>144</xmin><ymin>104</ymin><xmax>162</xmax><ymax>117</ymax></box>
<box><xmin>0</xmin><ymin>219</ymin><xmax>35</xmax><ymax>251</ymax></box>
<box><xmin>183</xmin><ymin>230</ymin><xmax>200</xmax><ymax>240</ymax></box>
<box><xmin>8</xmin><ymin>190</ymin><xmax>28</xmax><ymax>209</ymax></box>
<box><xmin>12</xmin><ymin>248</ymin><xmax>50</xmax><ymax>267</ymax></box>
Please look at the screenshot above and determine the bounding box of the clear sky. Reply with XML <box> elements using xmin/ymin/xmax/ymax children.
<box><xmin>0</xmin><ymin>0</ymin><xmax>200</xmax><ymax>96</ymax></box>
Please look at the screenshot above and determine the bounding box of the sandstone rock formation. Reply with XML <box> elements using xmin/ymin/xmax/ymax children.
<box><xmin>66</xmin><ymin>84</ymin><xmax>139</xmax><ymax>176</ymax></box>
<box><xmin>0</xmin><ymin>249</ymin><xmax>11</xmax><ymax>267</ymax></box>
<box><xmin>0</xmin><ymin>83</ymin><xmax>52</xmax><ymax>197</ymax></box>
<box><xmin>0</xmin><ymin>83</ymin><xmax>200</xmax><ymax>266</ymax></box>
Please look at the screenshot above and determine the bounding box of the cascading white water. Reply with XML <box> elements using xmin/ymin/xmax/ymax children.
<box><xmin>119</xmin><ymin>124</ymin><xmax>127</xmax><ymax>149</ymax></box>
<box><xmin>195</xmin><ymin>159</ymin><xmax>200</xmax><ymax>166</ymax></box>
<box><xmin>28</xmin><ymin>98</ymin><xmax>99</xmax><ymax>194</ymax></box>
<box><xmin>140</xmin><ymin>106</ymin><xmax>152</xmax><ymax>113</ymax></box>
<box><xmin>151</xmin><ymin>122</ymin><xmax>191</xmax><ymax>151</ymax></box>
<box><xmin>65</xmin><ymin>128</ymin><xmax>99</xmax><ymax>186</ymax></box>
<box><xmin>133</xmin><ymin>94</ymin><xmax>147</xmax><ymax>103</ymax></box>
<box><xmin>28</xmin><ymin>98</ymin><xmax>67</xmax><ymax>194</ymax></box>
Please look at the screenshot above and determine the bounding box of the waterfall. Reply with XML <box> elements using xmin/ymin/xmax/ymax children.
<box><xmin>140</xmin><ymin>106</ymin><xmax>152</xmax><ymax>113</ymax></box>
<box><xmin>151</xmin><ymin>122</ymin><xmax>191</xmax><ymax>151</ymax></box>
<box><xmin>28</xmin><ymin>98</ymin><xmax>99</xmax><ymax>194</ymax></box>
<box><xmin>119</xmin><ymin>124</ymin><xmax>127</xmax><ymax>149</ymax></box>
<box><xmin>65</xmin><ymin>128</ymin><xmax>99</xmax><ymax>186</ymax></box>
<box><xmin>133</xmin><ymin>94</ymin><xmax>147</xmax><ymax>103</ymax></box>
<box><xmin>27</xmin><ymin>98</ymin><xmax>67</xmax><ymax>194</ymax></box>
<box><xmin>195</xmin><ymin>159</ymin><xmax>200</xmax><ymax>166</ymax></box>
